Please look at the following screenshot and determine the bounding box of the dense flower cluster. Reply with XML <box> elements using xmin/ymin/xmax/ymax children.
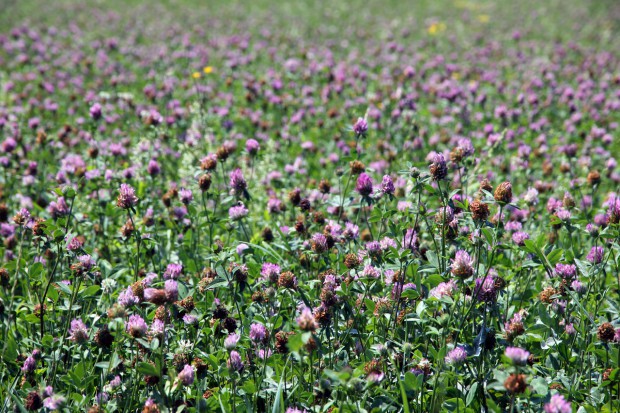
<box><xmin>0</xmin><ymin>1</ymin><xmax>619</xmax><ymax>412</ymax></box>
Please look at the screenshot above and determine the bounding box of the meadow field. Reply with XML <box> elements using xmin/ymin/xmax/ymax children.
<box><xmin>1</xmin><ymin>0</ymin><xmax>620</xmax><ymax>411</ymax></box>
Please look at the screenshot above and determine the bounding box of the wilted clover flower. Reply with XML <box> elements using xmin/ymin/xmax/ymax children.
<box><xmin>143</xmin><ymin>398</ymin><xmax>159</xmax><ymax>412</ymax></box>
<box><xmin>13</xmin><ymin>208</ymin><xmax>31</xmax><ymax>226</ymax></box>
<box><xmin>469</xmin><ymin>200</ymin><xmax>490</xmax><ymax>221</ymax></box>
<box><xmin>544</xmin><ymin>394</ymin><xmax>571</xmax><ymax>413</ymax></box>
<box><xmin>429</xmin><ymin>153</ymin><xmax>448</xmax><ymax>181</ymax></box>
<box><xmin>200</xmin><ymin>153</ymin><xmax>218</xmax><ymax>170</ymax></box>
<box><xmin>504</xmin><ymin>374</ymin><xmax>527</xmax><ymax>394</ymax></box>
<box><xmin>494</xmin><ymin>182</ymin><xmax>512</xmax><ymax>204</ymax></box>
<box><xmin>311</xmin><ymin>233</ymin><xmax>329</xmax><ymax>254</ymax></box>
<box><xmin>297</xmin><ymin>306</ymin><xmax>318</xmax><ymax>332</ymax></box>
<box><xmin>451</xmin><ymin>250</ymin><xmax>474</xmax><ymax>278</ymax></box>
<box><xmin>117</xmin><ymin>184</ymin><xmax>138</xmax><ymax>209</ymax></box>
<box><xmin>597</xmin><ymin>322</ymin><xmax>615</xmax><ymax>342</ymax></box>
<box><xmin>505</xmin><ymin>347</ymin><xmax>530</xmax><ymax>365</ymax></box>
<box><xmin>445</xmin><ymin>346</ymin><xmax>468</xmax><ymax>365</ymax></box>
<box><xmin>504</xmin><ymin>310</ymin><xmax>527</xmax><ymax>341</ymax></box>
<box><xmin>25</xmin><ymin>391</ymin><xmax>43</xmax><ymax>410</ymax></box>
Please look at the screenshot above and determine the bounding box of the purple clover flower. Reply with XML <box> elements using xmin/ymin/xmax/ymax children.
<box><xmin>117</xmin><ymin>184</ymin><xmax>138</xmax><ymax>209</ymax></box>
<box><xmin>177</xmin><ymin>364</ymin><xmax>195</xmax><ymax>386</ymax></box>
<box><xmin>505</xmin><ymin>347</ymin><xmax>530</xmax><ymax>365</ymax></box>
<box><xmin>445</xmin><ymin>346</ymin><xmax>468</xmax><ymax>365</ymax></box>
<box><xmin>353</xmin><ymin>117</ymin><xmax>368</xmax><ymax>135</ymax></box>
<box><xmin>544</xmin><ymin>394</ymin><xmax>571</xmax><ymax>413</ymax></box>
<box><xmin>587</xmin><ymin>246</ymin><xmax>603</xmax><ymax>264</ymax></box>
<box><xmin>356</xmin><ymin>173</ymin><xmax>373</xmax><ymax>197</ymax></box>
<box><xmin>126</xmin><ymin>315</ymin><xmax>147</xmax><ymax>338</ymax></box>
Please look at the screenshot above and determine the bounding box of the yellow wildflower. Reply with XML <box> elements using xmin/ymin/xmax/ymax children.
<box><xmin>428</xmin><ymin>22</ymin><xmax>446</xmax><ymax>36</ymax></box>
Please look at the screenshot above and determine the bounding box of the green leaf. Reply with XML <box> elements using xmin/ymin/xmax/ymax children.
<box><xmin>287</xmin><ymin>333</ymin><xmax>303</xmax><ymax>352</ymax></box>
<box><xmin>81</xmin><ymin>285</ymin><xmax>101</xmax><ymax>298</ymax></box>
<box><xmin>272</xmin><ymin>357</ymin><xmax>290</xmax><ymax>413</ymax></box>
<box><xmin>530</xmin><ymin>377</ymin><xmax>548</xmax><ymax>396</ymax></box>
<box><xmin>399</xmin><ymin>378</ymin><xmax>411</xmax><ymax>413</ymax></box>
<box><xmin>136</xmin><ymin>362</ymin><xmax>159</xmax><ymax>377</ymax></box>
<box><xmin>546</xmin><ymin>249</ymin><xmax>563</xmax><ymax>266</ymax></box>
<box><xmin>56</xmin><ymin>282</ymin><xmax>72</xmax><ymax>296</ymax></box>
<box><xmin>466</xmin><ymin>382</ymin><xmax>478</xmax><ymax>406</ymax></box>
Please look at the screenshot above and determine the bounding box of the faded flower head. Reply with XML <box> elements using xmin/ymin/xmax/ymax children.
<box><xmin>297</xmin><ymin>306</ymin><xmax>318</xmax><ymax>332</ymax></box>
<box><xmin>429</xmin><ymin>153</ymin><xmax>448</xmax><ymax>181</ymax></box>
<box><xmin>69</xmin><ymin>318</ymin><xmax>89</xmax><ymax>343</ymax></box>
<box><xmin>494</xmin><ymin>182</ymin><xmax>512</xmax><ymax>204</ymax></box>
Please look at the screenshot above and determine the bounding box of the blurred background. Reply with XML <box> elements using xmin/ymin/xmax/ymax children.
<box><xmin>2</xmin><ymin>0</ymin><xmax>619</xmax><ymax>50</ymax></box>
